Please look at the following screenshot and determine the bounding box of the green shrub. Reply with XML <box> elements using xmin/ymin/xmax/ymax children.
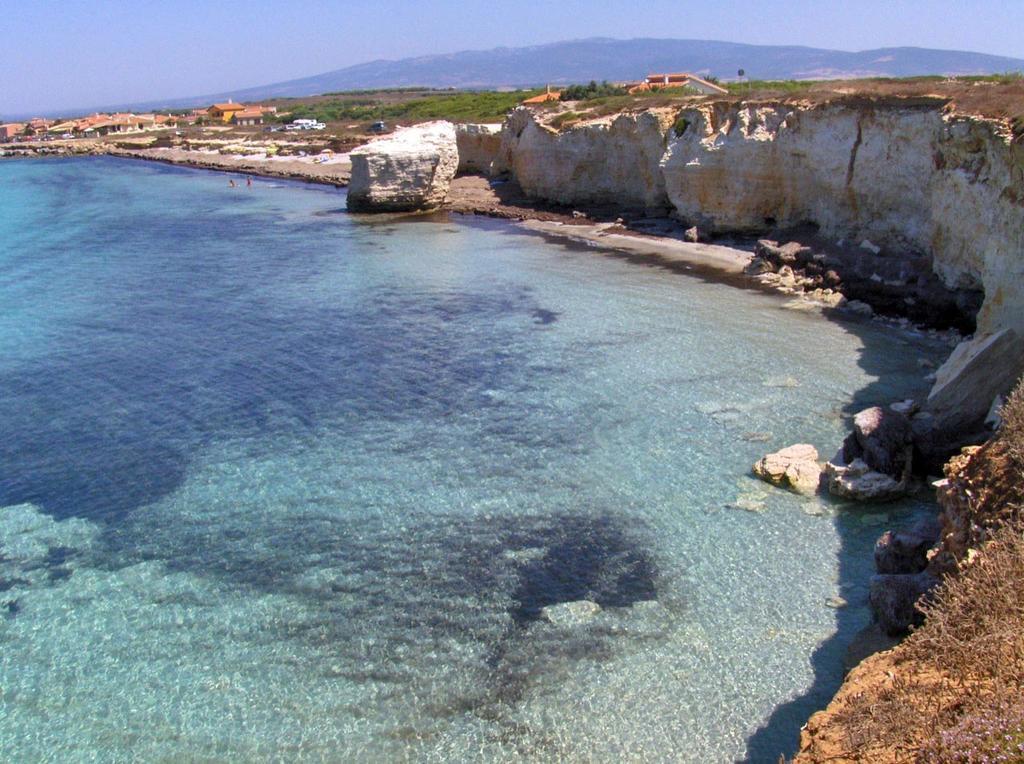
<box><xmin>724</xmin><ymin>79</ymin><xmax>821</xmax><ymax>94</ymax></box>
<box><xmin>272</xmin><ymin>90</ymin><xmax>537</xmax><ymax>125</ymax></box>
<box><xmin>549</xmin><ymin>111</ymin><xmax>582</xmax><ymax>129</ymax></box>
<box><xmin>559</xmin><ymin>80</ymin><xmax>627</xmax><ymax>101</ymax></box>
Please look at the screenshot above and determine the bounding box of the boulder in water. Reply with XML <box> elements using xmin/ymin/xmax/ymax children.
<box><xmin>753</xmin><ymin>444</ymin><xmax>823</xmax><ymax>495</ymax></box>
<box><xmin>874</xmin><ymin>522</ymin><xmax>939</xmax><ymax>575</ymax></box>
<box><xmin>825</xmin><ymin>458</ymin><xmax>907</xmax><ymax>502</ymax></box>
<box><xmin>540</xmin><ymin>600</ymin><xmax>602</xmax><ymax>627</ymax></box>
<box><xmin>925</xmin><ymin>329</ymin><xmax>1024</xmax><ymax>444</ymax></box>
<box><xmin>843</xmin><ymin>406</ymin><xmax>912</xmax><ymax>477</ymax></box>
<box><xmin>869</xmin><ymin>571</ymin><xmax>938</xmax><ymax>636</ymax></box>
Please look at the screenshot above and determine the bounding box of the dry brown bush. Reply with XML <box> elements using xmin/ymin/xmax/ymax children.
<box><xmin>909</xmin><ymin>519</ymin><xmax>1024</xmax><ymax>686</ymax></box>
<box><xmin>828</xmin><ymin>517</ymin><xmax>1024</xmax><ymax>759</ymax></box>
<box><xmin>819</xmin><ymin>378</ymin><xmax>1024</xmax><ymax>761</ymax></box>
<box><xmin>1001</xmin><ymin>377</ymin><xmax>1024</xmax><ymax>475</ymax></box>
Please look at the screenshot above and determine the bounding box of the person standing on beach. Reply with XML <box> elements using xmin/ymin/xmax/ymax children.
<box><xmin>246</xmin><ymin>176</ymin><xmax>252</xmax><ymax>187</ymax></box>
<box><xmin>228</xmin><ymin>179</ymin><xmax>236</xmax><ymax>188</ymax></box>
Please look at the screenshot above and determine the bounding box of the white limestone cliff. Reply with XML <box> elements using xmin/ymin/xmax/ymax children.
<box><xmin>496</xmin><ymin>107</ymin><xmax>674</xmax><ymax>211</ymax></box>
<box><xmin>455</xmin><ymin>123</ymin><xmax>503</xmax><ymax>175</ymax></box>
<box><xmin>660</xmin><ymin>102</ymin><xmax>1024</xmax><ymax>340</ymax></box>
<box><xmin>347</xmin><ymin>121</ymin><xmax>459</xmax><ymax>212</ymax></box>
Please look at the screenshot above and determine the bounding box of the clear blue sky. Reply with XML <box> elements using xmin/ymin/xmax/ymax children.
<box><xmin>4</xmin><ymin>0</ymin><xmax>1023</xmax><ymax>116</ymax></box>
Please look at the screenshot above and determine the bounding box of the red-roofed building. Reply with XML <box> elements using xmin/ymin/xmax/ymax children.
<box><xmin>522</xmin><ymin>85</ymin><xmax>561</xmax><ymax>104</ymax></box>
<box><xmin>24</xmin><ymin>118</ymin><xmax>53</xmax><ymax>135</ymax></box>
<box><xmin>207</xmin><ymin>101</ymin><xmax>246</xmax><ymax>122</ymax></box>
<box><xmin>232</xmin><ymin>109</ymin><xmax>265</xmax><ymax>126</ymax></box>
<box><xmin>0</xmin><ymin>123</ymin><xmax>25</xmax><ymax>141</ymax></box>
<box><xmin>628</xmin><ymin>73</ymin><xmax>728</xmax><ymax>95</ymax></box>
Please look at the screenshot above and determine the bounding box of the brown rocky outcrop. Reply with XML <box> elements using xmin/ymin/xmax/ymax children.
<box><xmin>797</xmin><ymin>396</ymin><xmax>1023</xmax><ymax>762</ymax></box>
<box><xmin>825</xmin><ymin>406</ymin><xmax>914</xmax><ymax>502</ymax></box>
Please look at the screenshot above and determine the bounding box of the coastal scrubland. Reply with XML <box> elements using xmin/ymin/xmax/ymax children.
<box><xmin>799</xmin><ymin>378</ymin><xmax>1024</xmax><ymax>762</ymax></box>
<box><xmin>267</xmin><ymin>88</ymin><xmax>543</xmax><ymax>126</ymax></box>
<box><xmin>499</xmin><ymin>74</ymin><xmax>1023</xmax><ymax>135</ymax></box>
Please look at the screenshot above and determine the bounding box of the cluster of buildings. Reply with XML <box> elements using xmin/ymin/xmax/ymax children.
<box><xmin>522</xmin><ymin>72</ymin><xmax>728</xmax><ymax>104</ymax></box>
<box><xmin>1</xmin><ymin>113</ymin><xmax>186</xmax><ymax>140</ymax></box>
<box><xmin>0</xmin><ymin>100</ymin><xmax>278</xmax><ymax>142</ymax></box>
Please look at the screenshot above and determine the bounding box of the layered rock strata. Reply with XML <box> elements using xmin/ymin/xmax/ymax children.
<box><xmin>347</xmin><ymin>121</ymin><xmax>459</xmax><ymax>212</ymax></box>
<box><xmin>345</xmin><ymin>104</ymin><xmax>1021</xmax><ymax>447</ymax></box>
<box><xmin>660</xmin><ymin>102</ymin><xmax>1024</xmax><ymax>340</ymax></box>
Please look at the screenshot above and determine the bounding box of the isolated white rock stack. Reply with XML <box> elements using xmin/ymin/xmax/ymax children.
<box><xmin>347</xmin><ymin>121</ymin><xmax>459</xmax><ymax>212</ymax></box>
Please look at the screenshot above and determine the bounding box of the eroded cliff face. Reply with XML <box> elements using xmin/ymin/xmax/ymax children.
<box><xmin>496</xmin><ymin>107</ymin><xmax>674</xmax><ymax>211</ymax></box>
<box><xmin>455</xmin><ymin>123</ymin><xmax>503</xmax><ymax>175</ymax></box>
<box><xmin>499</xmin><ymin>103</ymin><xmax>1023</xmax><ymax>337</ymax></box>
<box><xmin>661</xmin><ymin>102</ymin><xmax>1024</xmax><ymax>340</ymax></box>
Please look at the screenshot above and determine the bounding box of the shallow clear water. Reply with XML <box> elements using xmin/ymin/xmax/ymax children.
<box><xmin>0</xmin><ymin>157</ymin><xmax>948</xmax><ymax>762</ymax></box>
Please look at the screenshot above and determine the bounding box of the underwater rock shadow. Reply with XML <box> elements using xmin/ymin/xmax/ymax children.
<box><xmin>98</xmin><ymin>505</ymin><xmax>667</xmax><ymax>722</ymax></box>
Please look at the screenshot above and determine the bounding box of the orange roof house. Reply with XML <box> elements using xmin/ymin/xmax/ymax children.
<box><xmin>629</xmin><ymin>73</ymin><xmax>728</xmax><ymax>95</ymax></box>
<box><xmin>24</xmin><ymin>118</ymin><xmax>53</xmax><ymax>135</ymax></box>
<box><xmin>207</xmin><ymin>101</ymin><xmax>246</xmax><ymax>122</ymax></box>
<box><xmin>522</xmin><ymin>85</ymin><xmax>561</xmax><ymax>104</ymax></box>
<box><xmin>47</xmin><ymin>121</ymin><xmax>78</xmax><ymax>134</ymax></box>
<box><xmin>232</xmin><ymin>108</ymin><xmax>265</xmax><ymax>126</ymax></box>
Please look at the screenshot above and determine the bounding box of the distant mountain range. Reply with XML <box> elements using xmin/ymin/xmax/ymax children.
<box><xmin>224</xmin><ymin>38</ymin><xmax>1024</xmax><ymax>99</ymax></box>
<box><xmin>26</xmin><ymin>37</ymin><xmax>1024</xmax><ymax>117</ymax></box>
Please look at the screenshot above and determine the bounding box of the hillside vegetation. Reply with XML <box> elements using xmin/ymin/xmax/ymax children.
<box><xmin>274</xmin><ymin>89</ymin><xmax>541</xmax><ymax>125</ymax></box>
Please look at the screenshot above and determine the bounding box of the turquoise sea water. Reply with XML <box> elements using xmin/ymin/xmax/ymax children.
<box><xmin>0</xmin><ymin>157</ymin><xmax>948</xmax><ymax>762</ymax></box>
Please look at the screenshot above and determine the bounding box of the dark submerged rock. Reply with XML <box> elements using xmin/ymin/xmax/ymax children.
<box><xmin>869</xmin><ymin>571</ymin><xmax>939</xmax><ymax>636</ymax></box>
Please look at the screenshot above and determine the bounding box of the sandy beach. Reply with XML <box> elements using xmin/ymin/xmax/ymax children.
<box><xmin>109</xmin><ymin>146</ymin><xmax>353</xmax><ymax>186</ymax></box>
<box><xmin>443</xmin><ymin>174</ymin><xmax>753</xmax><ymax>276</ymax></box>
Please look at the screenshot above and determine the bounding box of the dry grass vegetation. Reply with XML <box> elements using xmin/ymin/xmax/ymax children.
<box><xmin>822</xmin><ymin>378</ymin><xmax>1024</xmax><ymax>762</ymax></box>
<box><xmin>1003</xmin><ymin>380</ymin><xmax>1024</xmax><ymax>471</ymax></box>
